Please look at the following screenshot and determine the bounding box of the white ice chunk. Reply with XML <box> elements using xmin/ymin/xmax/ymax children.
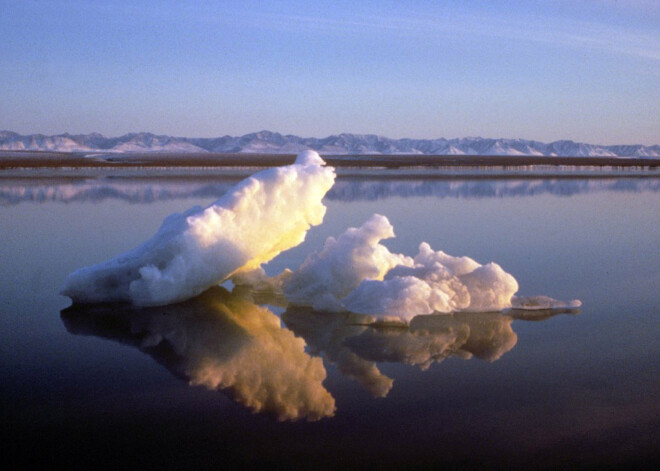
<box><xmin>61</xmin><ymin>151</ymin><xmax>335</xmax><ymax>306</ymax></box>
<box><xmin>343</xmin><ymin>276</ymin><xmax>435</xmax><ymax>324</ymax></box>
<box><xmin>285</xmin><ymin>214</ymin><xmax>519</xmax><ymax>323</ymax></box>
<box><xmin>458</xmin><ymin>262</ymin><xmax>519</xmax><ymax>312</ymax></box>
<box><xmin>283</xmin><ymin>214</ymin><xmax>412</xmax><ymax>311</ymax></box>
<box><xmin>511</xmin><ymin>295</ymin><xmax>582</xmax><ymax>310</ymax></box>
<box><xmin>295</xmin><ymin>149</ymin><xmax>327</xmax><ymax>166</ymax></box>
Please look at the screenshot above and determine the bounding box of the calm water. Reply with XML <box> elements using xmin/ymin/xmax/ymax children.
<box><xmin>1</xmin><ymin>170</ymin><xmax>659</xmax><ymax>470</ymax></box>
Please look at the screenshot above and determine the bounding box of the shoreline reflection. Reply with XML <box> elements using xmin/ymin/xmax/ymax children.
<box><xmin>5</xmin><ymin>175</ymin><xmax>659</xmax><ymax>206</ymax></box>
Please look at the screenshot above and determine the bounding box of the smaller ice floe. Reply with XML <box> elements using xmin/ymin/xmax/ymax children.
<box><xmin>284</xmin><ymin>214</ymin><xmax>519</xmax><ymax>324</ymax></box>
<box><xmin>61</xmin><ymin>150</ymin><xmax>335</xmax><ymax>306</ymax></box>
<box><xmin>511</xmin><ymin>295</ymin><xmax>582</xmax><ymax>310</ymax></box>
<box><xmin>508</xmin><ymin>295</ymin><xmax>582</xmax><ymax>320</ymax></box>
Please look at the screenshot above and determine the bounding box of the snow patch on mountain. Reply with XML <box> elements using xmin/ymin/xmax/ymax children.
<box><xmin>1</xmin><ymin>130</ymin><xmax>658</xmax><ymax>157</ymax></box>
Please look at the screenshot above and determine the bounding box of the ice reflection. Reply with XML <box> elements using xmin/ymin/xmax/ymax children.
<box><xmin>61</xmin><ymin>287</ymin><xmax>336</xmax><ymax>421</ymax></box>
<box><xmin>283</xmin><ymin>307</ymin><xmax>578</xmax><ymax>397</ymax></box>
<box><xmin>61</xmin><ymin>287</ymin><xmax>579</xmax><ymax>413</ymax></box>
<box><xmin>282</xmin><ymin>308</ymin><xmax>395</xmax><ymax>398</ymax></box>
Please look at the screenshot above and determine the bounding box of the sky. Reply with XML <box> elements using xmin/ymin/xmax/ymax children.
<box><xmin>1</xmin><ymin>0</ymin><xmax>659</xmax><ymax>145</ymax></box>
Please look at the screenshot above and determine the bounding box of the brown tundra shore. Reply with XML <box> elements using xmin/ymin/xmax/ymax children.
<box><xmin>1</xmin><ymin>150</ymin><xmax>659</xmax><ymax>169</ymax></box>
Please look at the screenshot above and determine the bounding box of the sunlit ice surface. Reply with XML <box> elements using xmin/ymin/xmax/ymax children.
<box><xmin>60</xmin><ymin>151</ymin><xmax>580</xmax><ymax>321</ymax></box>
<box><xmin>60</xmin><ymin>150</ymin><xmax>335</xmax><ymax>306</ymax></box>
<box><xmin>283</xmin><ymin>214</ymin><xmax>531</xmax><ymax>321</ymax></box>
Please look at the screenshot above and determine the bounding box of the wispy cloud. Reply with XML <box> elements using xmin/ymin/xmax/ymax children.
<box><xmin>242</xmin><ymin>8</ymin><xmax>660</xmax><ymax>63</ymax></box>
<box><xmin>57</xmin><ymin>1</ymin><xmax>658</xmax><ymax>63</ymax></box>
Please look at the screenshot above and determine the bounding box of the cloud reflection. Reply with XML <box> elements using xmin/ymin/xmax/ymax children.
<box><xmin>61</xmin><ymin>287</ymin><xmax>336</xmax><ymax>421</ymax></box>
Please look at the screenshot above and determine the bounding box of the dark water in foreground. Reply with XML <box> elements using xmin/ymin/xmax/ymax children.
<box><xmin>1</xmin><ymin>171</ymin><xmax>659</xmax><ymax>469</ymax></box>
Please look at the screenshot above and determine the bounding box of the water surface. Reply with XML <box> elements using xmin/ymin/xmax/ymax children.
<box><xmin>2</xmin><ymin>170</ymin><xmax>658</xmax><ymax>469</ymax></box>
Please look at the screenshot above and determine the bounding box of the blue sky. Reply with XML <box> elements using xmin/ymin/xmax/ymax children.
<box><xmin>1</xmin><ymin>0</ymin><xmax>658</xmax><ymax>144</ymax></box>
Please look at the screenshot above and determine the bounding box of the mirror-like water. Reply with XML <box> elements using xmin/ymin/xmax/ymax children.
<box><xmin>2</xmin><ymin>170</ymin><xmax>658</xmax><ymax>469</ymax></box>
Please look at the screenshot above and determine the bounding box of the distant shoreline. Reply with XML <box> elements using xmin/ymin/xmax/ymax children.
<box><xmin>1</xmin><ymin>150</ymin><xmax>659</xmax><ymax>169</ymax></box>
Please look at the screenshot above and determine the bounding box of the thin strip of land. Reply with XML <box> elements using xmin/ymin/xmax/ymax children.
<box><xmin>0</xmin><ymin>150</ymin><xmax>658</xmax><ymax>169</ymax></box>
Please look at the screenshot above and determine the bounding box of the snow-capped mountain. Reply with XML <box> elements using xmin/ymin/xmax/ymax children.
<box><xmin>1</xmin><ymin>130</ymin><xmax>658</xmax><ymax>157</ymax></box>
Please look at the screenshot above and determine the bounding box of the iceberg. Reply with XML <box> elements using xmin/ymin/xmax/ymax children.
<box><xmin>61</xmin><ymin>150</ymin><xmax>335</xmax><ymax>306</ymax></box>
<box><xmin>61</xmin><ymin>150</ymin><xmax>580</xmax><ymax>324</ymax></box>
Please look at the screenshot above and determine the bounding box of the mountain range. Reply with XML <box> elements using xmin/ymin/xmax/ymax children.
<box><xmin>1</xmin><ymin>130</ymin><xmax>658</xmax><ymax>157</ymax></box>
